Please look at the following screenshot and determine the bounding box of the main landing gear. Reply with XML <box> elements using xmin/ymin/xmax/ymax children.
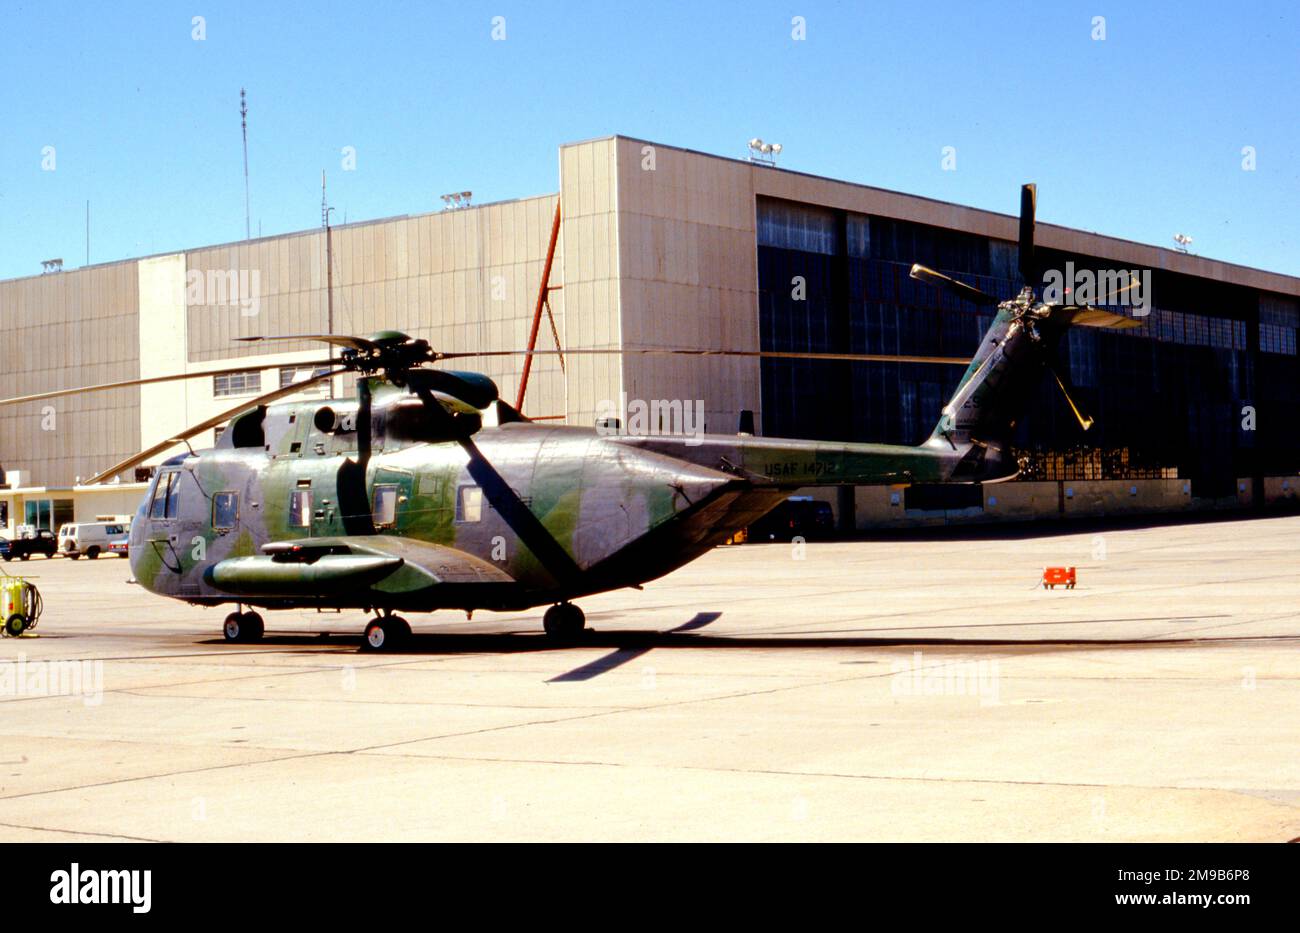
<box><xmin>362</xmin><ymin>612</ymin><xmax>410</xmax><ymax>652</ymax></box>
<box><xmin>543</xmin><ymin>602</ymin><xmax>586</xmax><ymax>640</ymax></box>
<box><xmin>223</xmin><ymin>610</ymin><xmax>264</xmax><ymax>643</ymax></box>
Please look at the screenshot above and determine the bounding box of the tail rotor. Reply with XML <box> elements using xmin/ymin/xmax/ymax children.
<box><xmin>1018</xmin><ymin>183</ymin><xmax>1037</xmax><ymax>286</ymax></box>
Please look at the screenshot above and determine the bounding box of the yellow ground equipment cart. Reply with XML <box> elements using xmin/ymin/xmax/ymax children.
<box><xmin>1</xmin><ymin>572</ymin><xmax>43</xmax><ymax>637</ymax></box>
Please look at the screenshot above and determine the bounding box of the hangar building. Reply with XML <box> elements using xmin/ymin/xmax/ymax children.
<box><xmin>2</xmin><ymin>135</ymin><xmax>1298</xmax><ymax>533</ymax></box>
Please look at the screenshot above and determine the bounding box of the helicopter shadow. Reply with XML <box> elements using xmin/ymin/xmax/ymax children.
<box><xmin>546</xmin><ymin>611</ymin><xmax>722</xmax><ymax>681</ymax></box>
<box><xmin>203</xmin><ymin>610</ymin><xmax>1300</xmax><ymax>673</ymax></box>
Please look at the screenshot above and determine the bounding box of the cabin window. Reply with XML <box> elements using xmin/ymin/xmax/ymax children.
<box><xmin>456</xmin><ymin>485</ymin><xmax>483</xmax><ymax>523</ymax></box>
<box><xmin>213</xmin><ymin>492</ymin><xmax>239</xmax><ymax>531</ymax></box>
<box><xmin>372</xmin><ymin>484</ymin><xmax>399</xmax><ymax>528</ymax></box>
<box><xmin>289</xmin><ymin>489</ymin><xmax>311</xmax><ymax>528</ymax></box>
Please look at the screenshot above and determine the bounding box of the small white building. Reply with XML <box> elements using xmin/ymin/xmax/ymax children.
<box><xmin>0</xmin><ymin>480</ymin><xmax>146</xmax><ymax>538</ymax></box>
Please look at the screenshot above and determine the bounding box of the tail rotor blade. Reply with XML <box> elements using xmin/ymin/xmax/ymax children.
<box><xmin>908</xmin><ymin>264</ymin><xmax>1001</xmax><ymax>306</ymax></box>
<box><xmin>1058</xmin><ymin>307</ymin><xmax>1146</xmax><ymax>329</ymax></box>
<box><xmin>1047</xmin><ymin>356</ymin><xmax>1093</xmax><ymax>431</ymax></box>
<box><xmin>1019</xmin><ymin>183</ymin><xmax>1037</xmax><ymax>284</ymax></box>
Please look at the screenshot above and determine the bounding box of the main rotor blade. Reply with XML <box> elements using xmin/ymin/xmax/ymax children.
<box><xmin>83</xmin><ymin>367</ymin><xmax>346</xmax><ymax>485</ymax></box>
<box><xmin>236</xmin><ymin>334</ymin><xmax>378</xmax><ymax>352</ymax></box>
<box><xmin>1019</xmin><ymin>183</ymin><xmax>1037</xmax><ymax>284</ymax></box>
<box><xmin>0</xmin><ymin>358</ymin><xmax>338</xmax><ymax>409</ymax></box>
<box><xmin>436</xmin><ymin>347</ymin><xmax>972</xmax><ymax>366</ymax></box>
<box><xmin>908</xmin><ymin>264</ymin><xmax>1001</xmax><ymax>306</ymax></box>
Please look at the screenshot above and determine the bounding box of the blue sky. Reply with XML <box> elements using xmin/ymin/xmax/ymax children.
<box><xmin>2</xmin><ymin>0</ymin><xmax>1297</xmax><ymax>281</ymax></box>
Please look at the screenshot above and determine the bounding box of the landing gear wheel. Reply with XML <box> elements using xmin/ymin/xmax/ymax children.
<box><xmin>223</xmin><ymin>611</ymin><xmax>264</xmax><ymax>643</ymax></box>
<box><xmin>543</xmin><ymin>603</ymin><xmax>586</xmax><ymax>640</ymax></box>
<box><xmin>243</xmin><ymin>612</ymin><xmax>264</xmax><ymax>641</ymax></box>
<box><xmin>4</xmin><ymin>614</ymin><xmax>27</xmax><ymax>637</ymax></box>
<box><xmin>362</xmin><ymin>616</ymin><xmax>410</xmax><ymax>652</ymax></box>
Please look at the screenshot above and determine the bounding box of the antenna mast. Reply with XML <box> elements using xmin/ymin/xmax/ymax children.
<box><xmin>240</xmin><ymin>88</ymin><xmax>251</xmax><ymax>240</ymax></box>
<box><xmin>322</xmin><ymin>171</ymin><xmax>335</xmax><ymax>399</ymax></box>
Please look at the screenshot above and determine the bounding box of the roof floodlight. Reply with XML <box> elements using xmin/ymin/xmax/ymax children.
<box><xmin>747</xmin><ymin>137</ymin><xmax>782</xmax><ymax>165</ymax></box>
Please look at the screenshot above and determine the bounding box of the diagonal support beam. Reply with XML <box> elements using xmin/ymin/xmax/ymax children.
<box><xmin>516</xmin><ymin>200</ymin><xmax>563</xmax><ymax>411</ymax></box>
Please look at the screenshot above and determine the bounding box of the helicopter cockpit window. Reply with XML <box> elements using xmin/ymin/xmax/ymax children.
<box><xmin>150</xmin><ymin>472</ymin><xmax>178</xmax><ymax>520</ymax></box>
<box><xmin>372</xmin><ymin>485</ymin><xmax>398</xmax><ymax>528</ymax></box>
<box><xmin>289</xmin><ymin>488</ymin><xmax>311</xmax><ymax>528</ymax></box>
<box><xmin>148</xmin><ymin>475</ymin><xmax>168</xmax><ymax>519</ymax></box>
<box><xmin>213</xmin><ymin>492</ymin><xmax>239</xmax><ymax>531</ymax></box>
<box><xmin>456</xmin><ymin>485</ymin><xmax>483</xmax><ymax>523</ymax></box>
<box><xmin>165</xmin><ymin>472</ymin><xmax>183</xmax><ymax>519</ymax></box>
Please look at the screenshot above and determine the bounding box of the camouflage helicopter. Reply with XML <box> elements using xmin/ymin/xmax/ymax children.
<box><xmin>1</xmin><ymin>184</ymin><xmax>1138</xmax><ymax>650</ymax></box>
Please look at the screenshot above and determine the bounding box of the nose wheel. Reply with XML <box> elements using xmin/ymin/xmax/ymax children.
<box><xmin>362</xmin><ymin>615</ymin><xmax>410</xmax><ymax>652</ymax></box>
<box><xmin>543</xmin><ymin>603</ymin><xmax>586</xmax><ymax>639</ymax></box>
<box><xmin>223</xmin><ymin>611</ymin><xmax>264</xmax><ymax>643</ymax></box>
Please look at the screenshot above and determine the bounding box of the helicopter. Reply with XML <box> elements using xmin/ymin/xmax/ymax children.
<box><xmin>0</xmin><ymin>184</ymin><xmax>1139</xmax><ymax>650</ymax></box>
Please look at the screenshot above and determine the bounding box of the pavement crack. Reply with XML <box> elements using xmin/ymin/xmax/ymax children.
<box><xmin>0</xmin><ymin>819</ymin><xmax>168</xmax><ymax>842</ymax></box>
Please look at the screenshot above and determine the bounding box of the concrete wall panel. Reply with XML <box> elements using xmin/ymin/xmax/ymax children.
<box><xmin>0</xmin><ymin>262</ymin><xmax>141</xmax><ymax>486</ymax></box>
<box><xmin>612</xmin><ymin>137</ymin><xmax>762</xmax><ymax>436</ymax></box>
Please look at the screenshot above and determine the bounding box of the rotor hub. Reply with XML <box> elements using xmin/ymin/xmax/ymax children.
<box><xmin>339</xmin><ymin>333</ymin><xmax>436</xmax><ymax>382</ymax></box>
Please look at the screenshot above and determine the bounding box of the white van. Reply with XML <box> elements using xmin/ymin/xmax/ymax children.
<box><xmin>57</xmin><ymin>521</ymin><xmax>130</xmax><ymax>559</ymax></box>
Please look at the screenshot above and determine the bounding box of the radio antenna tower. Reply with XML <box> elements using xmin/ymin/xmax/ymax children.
<box><xmin>322</xmin><ymin>170</ymin><xmax>336</xmax><ymax>399</ymax></box>
<box><xmin>240</xmin><ymin>88</ymin><xmax>251</xmax><ymax>240</ymax></box>
<box><xmin>321</xmin><ymin>171</ymin><xmax>331</xmax><ymax>228</ymax></box>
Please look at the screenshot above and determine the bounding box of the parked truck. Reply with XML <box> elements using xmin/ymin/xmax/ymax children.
<box><xmin>0</xmin><ymin>529</ymin><xmax>58</xmax><ymax>561</ymax></box>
